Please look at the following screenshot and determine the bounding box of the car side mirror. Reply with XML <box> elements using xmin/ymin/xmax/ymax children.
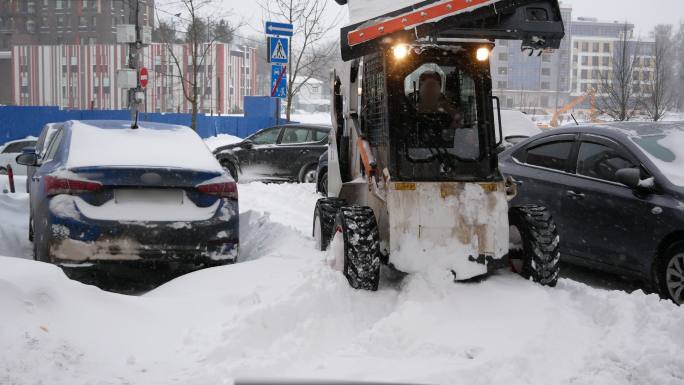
<box><xmin>615</xmin><ymin>168</ymin><xmax>641</xmax><ymax>189</ymax></box>
<box><xmin>15</xmin><ymin>152</ymin><xmax>38</xmax><ymax>166</ymax></box>
<box><xmin>240</xmin><ymin>139</ymin><xmax>254</xmax><ymax>149</ymax></box>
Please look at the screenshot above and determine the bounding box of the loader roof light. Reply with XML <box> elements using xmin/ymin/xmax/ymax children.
<box><xmin>393</xmin><ymin>44</ymin><xmax>410</xmax><ymax>60</ymax></box>
<box><xmin>476</xmin><ymin>47</ymin><xmax>490</xmax><ymax>62</ymax></box>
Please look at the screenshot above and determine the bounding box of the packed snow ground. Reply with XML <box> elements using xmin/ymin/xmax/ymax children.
<box><xmin>1</xmin><ymin>183</ymin><xmax>683</xmax><ymax>385</ymax></box>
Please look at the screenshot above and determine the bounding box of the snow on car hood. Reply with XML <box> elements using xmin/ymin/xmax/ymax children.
<box><xmin>66</xmin><ymin>121</ymin><xmax>222</xmax><ymax>172</ymax></box>
<box><xmin>632</xmin><ymin>129</ymin><xmax>684</xmax><ymax>187</ymax></box>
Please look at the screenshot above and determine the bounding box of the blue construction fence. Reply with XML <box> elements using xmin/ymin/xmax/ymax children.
<box><xmin>0</xmin><ymin>96</ymin><xmax>291</xmax><ymax>143</ymax></box>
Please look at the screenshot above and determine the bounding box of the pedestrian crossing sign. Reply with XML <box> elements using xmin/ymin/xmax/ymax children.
<box><xmin>269</xmin><ymin>37</ymin><xmax>289</xmax><ymax>64</ymax></box>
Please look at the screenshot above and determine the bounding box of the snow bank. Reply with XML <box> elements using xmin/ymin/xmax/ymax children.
<box><xmin>0</xmin><ymin>175</ymin><xmax>28</xmax><ymax>193</ymax></box>
<box><xmin>1</xmin><ymin>182</ymin><xmax>684</xmax><ymax>385</ymax></box>
<box><xmin>67</xmin><ymin>121</ymin><xmax>223</xmax><ymax>172</ymax></box>
<box><xmin>0</xmin><ymin>193</ymin><xmax>31</xmax><ymax>259</ymax></box>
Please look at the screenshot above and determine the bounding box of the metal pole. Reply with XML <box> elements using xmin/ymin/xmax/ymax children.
<box><xmin>127</xmin><ymin>0</ymin><xmax>142</xmax><ymax>120</ymax></box>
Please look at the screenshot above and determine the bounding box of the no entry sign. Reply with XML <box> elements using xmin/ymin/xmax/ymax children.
<box><xmin>139</xmin><ymin>67</ymin><xmax>149</xmax><ymax>89</ymax></box>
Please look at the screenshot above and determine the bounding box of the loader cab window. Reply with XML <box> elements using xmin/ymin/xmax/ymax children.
<box><xmin>403</xmin><ymin>64</ymin><xmax>481</xmax><ymax>162</ymax></box>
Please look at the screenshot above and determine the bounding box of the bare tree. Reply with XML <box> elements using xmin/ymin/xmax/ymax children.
<box><xmin>597</xmin><ymin>23</ymin><xmax>640</xmax><ymax>121</ymax></box>
<box><xmin>259</xmin><ymin>0</ymin><xmax>339</xmax><ymax>121</ymax></box>
<box><xmin>156</xmin><ymin>0</ymin><xmax>240</xmax><ymax>130</ymax></box>
<box><xmin>643</xmin><ymin>25</ymin><xmax>675</xmax><ymax>121</ymax></box>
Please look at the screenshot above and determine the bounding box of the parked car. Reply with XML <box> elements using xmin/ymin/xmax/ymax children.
<box><xmin>0</xmin><ymin>137</ymin><xmax>37</xmax><ymax>175</ymax></box>
<box><xmin>213</xmin><ymin>124</ymin><xmax>331</xmax><ymax>183</ymax></box>
<box><xmin>16</xmin><ymin>120</ymin><xmax>239</xmax><ymax>268</ymax></box>
<box><xmin>495</xmin><ymin>109</ymin><xmax>543</xmax><ymax>150</ymax></box>
<box><xmin>499</xmin><ymin>121</ymin><xmax>684</xmax><ymax>304</ymax></box>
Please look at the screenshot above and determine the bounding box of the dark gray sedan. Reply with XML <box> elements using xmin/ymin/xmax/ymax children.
<box><xmin>214</xmin><ymin>124</ymin><xmax>330</xmax><ymax>183</ymax></box>
<box><xmin>499</xmin><ymin>121</ymin><xmax>684</xmax><ymax>304</ymax></box>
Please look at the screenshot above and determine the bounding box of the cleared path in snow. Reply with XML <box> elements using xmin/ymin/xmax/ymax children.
<box><xmin>0</xmin><ymin>183</ymin><xmax>683</xmax><ymax>385</ymax></box>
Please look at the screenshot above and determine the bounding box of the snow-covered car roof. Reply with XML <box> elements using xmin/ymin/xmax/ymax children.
<box><xmin>495</xmin><ymin>110</ymin><xmax>542</xmax><ymax>141</ymax></box>
<box><xmin>64</xmin><ymin>120</ymin><xmax>223</xmax><ymax>172</ymax></box>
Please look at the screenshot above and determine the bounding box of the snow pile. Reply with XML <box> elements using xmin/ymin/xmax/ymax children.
<box><xmin>1</xmin><ymin>183</ymin><xmax>684</xmax><ymax>384</ymax></box>
<box><xmin>204</xmin><ymin>133</ymin><xmax>243</xmax><ymax>151</ymax></box>
<box><xmin>0</xmin><ymin>193</ymin><xmax>31</xmax><ymax>259</ymax></box>
<box><xmin>67</xmin><ymin>121</ymin><xmax>223</xmax><ymax>172</ymax></box>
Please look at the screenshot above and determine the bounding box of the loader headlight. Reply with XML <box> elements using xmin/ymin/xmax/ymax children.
<box><xmin>476</xmin><ymin>47</ymin><xmax>490</xmax><ymax>62</ymax></box>
<box><xmin>392</xmin><ymin>44</ymin><xmax>410</xmax><ymax>60</ymax></box>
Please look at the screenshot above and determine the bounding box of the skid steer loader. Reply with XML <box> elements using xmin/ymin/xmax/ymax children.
<box><xmin>314</xmin><ymin>0</ymin><xmax>565</xmax><ymax>290</ymax></box>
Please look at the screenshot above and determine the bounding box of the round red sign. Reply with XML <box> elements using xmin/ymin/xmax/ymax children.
<box><xmin>139</xmin><ymin>67</ymin><xmax>149</xmax><ymax>88</ymax></box>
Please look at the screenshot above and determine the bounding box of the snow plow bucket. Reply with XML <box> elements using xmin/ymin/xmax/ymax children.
<box><xmin>337</xmin><ymin>0</ymin><xmax>565</xmax><ymax>61</ymax></box>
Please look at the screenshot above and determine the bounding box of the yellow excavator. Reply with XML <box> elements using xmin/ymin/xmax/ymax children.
<box><xmin>549</xmin><ymin>88</ymin><xmax>601</xmax><ymax>128</ymax></box>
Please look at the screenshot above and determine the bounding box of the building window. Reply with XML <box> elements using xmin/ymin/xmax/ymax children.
<box><xmin>498</xmin><ymin>67</ymin><xmax>508</xmax><ymax>75</ymax></box>
<box><xmin>91</xmin><ymin>16</ymin><xmax>97</xmax><ymax>29</ymax></box>
<box><xmin>582</xmin><ymin>42</ymin><xmax>589</xmax><ymax>52</ymax></box>
<box><xmin>56</xmin><ymin>0</ymin><xmax>63</xmax><ymax>9</ymax></box>
<box><xmin>581</xmin><ymin>70</ymin><xmax>588</xmax><ymax>80</ymax></box>
<box><xmin>592</xmin><ymin>43</ymin><xmax>600</xmax><ymax>52</ymax></box>
<box><xmin>573</xmin><ymin>55</ymin><xmax>578</xmax><ymax>63</ymax></box>
<box><xmin>79</xmin><ymin>16</ymin><xmax>87</xmax><ymax>27</ymax></box>
<box><xmin>602</xmin><ymin>57</ymin><xmax>610</xmax><ymax>67</ymax></box>
<box><xmin>581</xmin><ymin>56</ymin><xmax>588</xmax><ymax>65</ymax></box>
<box><xmin>541</xmin><ymin>54</ymin><xmax>551</xmax><ymax>63</ymax></box>
<box><xmin>497</xmin><ymin>81</ymin><xmax>508</xmax><ymax>89</ymax></box>
<box><xmin>541</xmin><ymin>81</ymin><xmax>550</xmax><ymax>90</ymax></box>
<box><xmin>603</xmin><ymin>43</ymin><xmax>611</xmax><ymax>52</ymax></box>
<box><xmin>498</xmin><ymin>52</ymin><xmax>508</xmax><ymax>61</ymax></box>
<box><xmin>592</xmin><ymin>56</ymin><xmax>599</xmax><ymax>66</ymax></box>
<box><xmin>541</xmin><ymin>68</ymin><xmax>551</xmax><ymax>76</ymax></box>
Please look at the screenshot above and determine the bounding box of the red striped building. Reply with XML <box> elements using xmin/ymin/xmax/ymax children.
<box><xmin>12</xmin><ymin>42</ymin><xmax>257</xmax><ymax>113</ymax></box>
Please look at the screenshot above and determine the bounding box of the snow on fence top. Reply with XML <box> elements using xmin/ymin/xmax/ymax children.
<box><xmin>66</xmin><ymin>121</ymin><xmax>223</xmax><ymax>172</ymax></box>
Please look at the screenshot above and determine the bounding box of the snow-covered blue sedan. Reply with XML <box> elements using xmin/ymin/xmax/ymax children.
<box><xmin>16</xmin><ymin>120</ymin><xmax>239</xmax><ymax>268</ymax></box>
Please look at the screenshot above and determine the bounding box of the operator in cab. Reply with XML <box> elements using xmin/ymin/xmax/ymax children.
<box><xmin>413</xmin><ymin>70</ymin><xmax>463</xmax><ymax>129</ymax></box>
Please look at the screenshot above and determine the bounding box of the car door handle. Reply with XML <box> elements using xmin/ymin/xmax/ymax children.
<box><xmin>566</xmin><ymin>190</ymin><xmax>585</xmax><ymax>199</ymax></box>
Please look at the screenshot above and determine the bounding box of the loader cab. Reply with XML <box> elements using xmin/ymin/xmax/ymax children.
<box><xmin>360</xmin><ymin>43</ymin><xmax>499</xmax><ymax>182</ymax></box>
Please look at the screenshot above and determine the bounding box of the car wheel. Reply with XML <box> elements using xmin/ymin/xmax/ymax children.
<box><xmin>317</xmin><ymin>171</ymin><xmax>328</xmax><ymax>196</ymax></box>
<box><xmin>221</xmin><ymin>160</ymin><xmax>238</xmax><ymax>182</ymax></box>
<box><xmin>333</xmin><ymin>206</ymin><xmax>381</xmax><ymax>291</ymax></box>
<box><xmin>298</xmin><ymin>163</ymin><xmax>317</xmax><ymax>183</ymax></box>
<box><xmin>656</xmin><ymin>241</ymin><xmax>684</xmax><ymax>305</ymax></box>
<box><xmin>508</xmin><ymin>205</ymin><xmax>560</xmax><ymax>287</ymax></box>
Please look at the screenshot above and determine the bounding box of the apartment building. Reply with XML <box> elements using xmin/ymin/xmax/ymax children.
<box><xmin>12</xmin><ymin>42</ymin><xmax>257</xmax><ymax>113</ymax></box>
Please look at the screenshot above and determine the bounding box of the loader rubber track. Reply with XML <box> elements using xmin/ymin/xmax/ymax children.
<box><xmin>509</xmin><ymin>205</ymin><xmax>560</xmax><ymax>287</ymax></box>
<box><xmin>336</xmin><ymin>206</ymin><xmax>381</xmax><ymax>291</ymax></box>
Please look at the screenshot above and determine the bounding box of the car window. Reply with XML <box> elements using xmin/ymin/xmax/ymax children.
<box><xmin>280</xmin><ymin>127</ymin><xmax>311</xmax><ymax>144</ymax></box>
<box><xmin>576</xmin><ymin>142</ymin><xmax>635</xmax><ymax>183</ymax></box>
<box><xmin>312</xmin><ymin>130</ymin><xmax>329</xmax><ymax>142</ymax></box>
<box><xmin>37</xmin><ymin>126</ymin><xmax>59</xmax><ymax>158</ymax></box>
<box><xmin>43</xmin><ymin>129</ymin><xmax>63</xmax><ymax>162</ymax></box>
<box><xmin>250</xmin><ymin>128</ymin><xmax>281</xmax><ymax>145</ymax></box>
<box><xmin>2</xmin><ymin>141</ymin><xmax>34</xmax><ymax>153</ymax></box>
<box><xmin>525</xmin><ymin>141</ymin><xmax>574</xmax><ymax>171</ymax></box>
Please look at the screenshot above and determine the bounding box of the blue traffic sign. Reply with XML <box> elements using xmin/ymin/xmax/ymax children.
<box><xmin>269</xmin><ymin>37</ymin><xmax>289</xmax><ymax>64</ymax></box>
<box><xmin>266</xmin><ymin>21</ymin><xmax>294</xmax><ymax>37</ymax></box>
<box><xmin>271</xmin><ymin>64</ymin><xmax>287</xmax><ymax>99</ymax></box>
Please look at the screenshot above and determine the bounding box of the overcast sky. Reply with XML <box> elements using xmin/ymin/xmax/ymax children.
<box><xmin>161</xmin><ymin>0</ymin><xmax>683</xmax><ymax>38</ymax></box>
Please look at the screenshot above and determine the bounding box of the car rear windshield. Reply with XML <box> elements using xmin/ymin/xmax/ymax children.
<box><xmin>632</xmin><ymin>130</ymin><xmax>684</xmax><ymax>187</ymax></box>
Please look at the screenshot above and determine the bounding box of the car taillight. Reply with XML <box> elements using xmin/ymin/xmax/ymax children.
<box><xmin>44</xmin><ymin>175</ymin><xmax>102</xmax><ymax>196</ymax></box>
<box><xmin>197</xmin><ymin>181</ymin><xmax>238</xmax><ymax>200</ymax></box>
